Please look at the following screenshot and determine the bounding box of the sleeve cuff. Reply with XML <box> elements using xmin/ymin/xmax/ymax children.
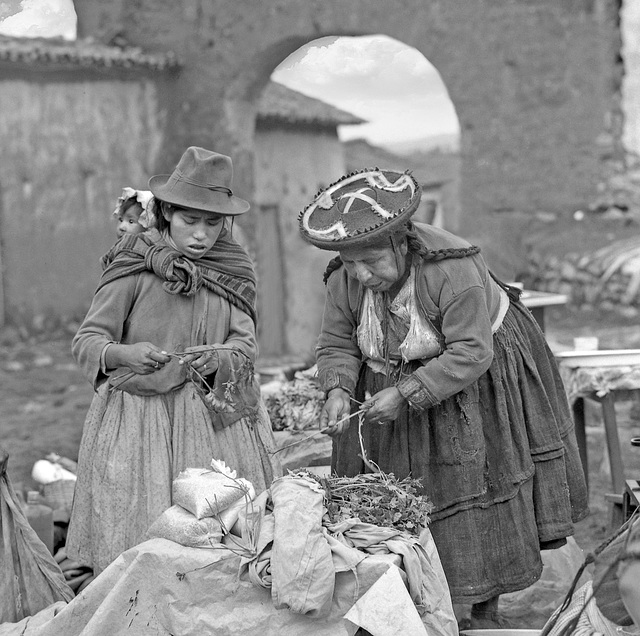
<box><xmin>397</xmin><ymin>374</ymin><xmax>439</xmax><ymax>410</ymax></box>
<box><xmin>318</xmin><ymin>367</ymin><xmax>357</xmax><ymax>397</ymax></box>
<box><xmin>99</xmin><ymin>342</ymin><xmax>114</xmax><ymax>373</ymax></box>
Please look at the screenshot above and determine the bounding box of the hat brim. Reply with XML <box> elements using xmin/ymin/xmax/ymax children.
<box><xmin>149</xmin><ymin>174</ymin><xmax>250</xmax><ymax>216</ymax></box>
<box><xmin>301</xmin><ymin>199</ymin><xmax>419</xmax><ymax>250</ymax></box>
<box><xmin>299</xmin><ymin>169</ymin><xmax>421</xmax><ymax>251</ymax></box>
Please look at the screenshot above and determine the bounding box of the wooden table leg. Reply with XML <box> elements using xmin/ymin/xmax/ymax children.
<box><xmin>572</xmin><ymin>396</ymin><xmax>589</xmax><ymax>493</ymax></box>
<box><xmin>623</xmin><ymin>479</ymin><xmax>640</xmax><ymax>520</ymax></box>
<box><xmin>598</xmin><ymin>392</ymin><xmax>626</xmax><ymax>495</ymax></box>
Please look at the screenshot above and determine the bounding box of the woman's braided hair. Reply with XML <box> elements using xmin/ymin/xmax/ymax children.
<box><xmin>322</xmin><ymin>222</ymin><xmax>481</xmax><ymax>284</ymax></box>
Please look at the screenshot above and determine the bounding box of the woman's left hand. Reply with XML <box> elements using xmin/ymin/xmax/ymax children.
<box><xmin>181</xmin><ymin>346</ymin><xmax>219</xmax><ymax>376</ymax></box>
<box><xmin>362</xmin><ymin>387</ymin><xmax>406</xmax><ymax>425</ymax></box>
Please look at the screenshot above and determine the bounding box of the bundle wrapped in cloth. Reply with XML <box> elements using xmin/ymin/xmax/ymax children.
<box><xmin>236</xmin><ymin>472</ymin><xmax>458</xmax><ymax>636</ymax></box>
<box><xmin>172</xmin><ymin>460</ymin><xmax>254</xmax><ymax>520</ymax></box>
<box><xmin>147</xmin><ymin>459</ymin><xmax>256</xmax><ymax>549</ymax></box>
<box><xmin>146</xmin><ymin>505</ymin><xmax>224</xmax><ymax>549</ymax></box>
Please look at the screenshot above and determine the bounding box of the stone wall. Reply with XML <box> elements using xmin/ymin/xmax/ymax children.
<box><xmin>622</xmin><ymin>0</ymin><xmax>640</xmax><ymax>155</ymax></box>
<box><xmin>524</xmin><ymin>236</ymin><xmax>640</xmax><ymax>317</ymax></box>
<box><xmin>73</xmin><ymin>0</ymin><xmax>621</xmax><ymax>280</ymax></box>
<box><xmin>0</xmin><ymin>0</ymin><xmax>626</xmax><ymax>338</ymax></box>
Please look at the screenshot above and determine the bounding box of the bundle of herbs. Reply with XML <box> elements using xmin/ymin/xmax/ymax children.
<box><xmin>284</xmin><ymin>406</ymin><xmax>433</xmax><ymax>536</ymax></box>
<box><xmin>305</xmin><ymin>471</ymin><xmax>433</xmax><ymax>536</ymax></box>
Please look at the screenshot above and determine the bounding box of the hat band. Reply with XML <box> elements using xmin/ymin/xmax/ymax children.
<box><xmin>175</xmin><ymin>172</ymin><xmax>233</xmax><ymax>197</ymax></box>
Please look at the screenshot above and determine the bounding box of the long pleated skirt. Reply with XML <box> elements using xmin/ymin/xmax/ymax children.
<box><xmin>66</xmin><ymin>382</ymin><xmax>282</xmax><ymax>574</ymax></box>
<box><xmin>332</xmin><ymin>300</ymin><xmax>589</xmax><ymax>604</ymax></box>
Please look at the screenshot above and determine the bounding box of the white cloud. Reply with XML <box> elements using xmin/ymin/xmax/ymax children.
<box><xmin>0</xmin><ymin>0</ymin><xmax>76</xmax><ymax>40</ymax></box>
<box><xmin>273</xmin><ymin>35</ymin><xmax>459</xmax><ymax>149</ymax></box>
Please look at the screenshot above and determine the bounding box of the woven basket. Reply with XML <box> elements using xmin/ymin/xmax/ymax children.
<box><xmin>43</xmin><ymin>479</ymin><xmax>76</xmax><ymax>513</ymax></box>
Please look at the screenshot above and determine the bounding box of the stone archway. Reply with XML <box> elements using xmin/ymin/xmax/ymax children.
<box><xmin>75</xmin><ymin>0</ymin><xmax>620</xmax><ymax>279</ymax></box>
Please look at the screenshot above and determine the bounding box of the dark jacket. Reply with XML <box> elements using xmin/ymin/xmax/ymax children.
<box><xmin>316</xmin><ymin>222</ymin><xmax>505</xmax><ymax>408</ymax></box>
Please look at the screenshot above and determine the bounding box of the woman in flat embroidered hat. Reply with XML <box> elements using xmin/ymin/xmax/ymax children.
<box><xmin>67</xmin><ymin>147</ymin><xmax>281</xmax><ymax>574</ymax></box>
<box><xmin>300</xmin><ymin>167</ymin><xmax>588</xmax><ymax>628</ymax></box>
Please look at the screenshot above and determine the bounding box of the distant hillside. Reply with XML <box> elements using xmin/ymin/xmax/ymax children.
<box><xmin>345</xmin><ymin>139</ymin><xmax>460</xmax><ymax>187</ymax></box>
<box><xmin>382</xmin><ymin>133</ymin><xmax>459</xmax><ymax>155</ymax></box>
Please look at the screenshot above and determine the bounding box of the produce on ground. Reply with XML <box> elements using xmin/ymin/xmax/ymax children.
<box><xmin>262</xmin><ymin>376</ymin><xmax>325</xmax><ymax>432</ymax></box>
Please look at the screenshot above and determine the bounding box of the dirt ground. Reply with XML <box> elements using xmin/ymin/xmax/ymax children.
<box><xmin>544</xmin><ymin>304</ymin><xmax>640</xmax><ymax>556</ymax></box>
<box><xmin>2</xmin><ymin>335</ymin><xmax>90</xmax><ymax>495</ymax></box>
<box><xmin>1</xmin><ymin>300</ymin><xmax>640</xmax><ymax>633</ymax></box>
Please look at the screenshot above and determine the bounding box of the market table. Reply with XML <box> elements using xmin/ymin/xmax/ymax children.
<box><xmin>556</xmin><ymin>349</ymin><xmax>640</xmax><ymax>525</ymax></box>
<box><xmin>521</xmin><ymin>289</ymin><xmax>569</xmax><ymax>333</ymax></box>
<box><xmin>622</xmin><ymin>478</ymin><xmax>640</xmax><ymax>521</ymax></box>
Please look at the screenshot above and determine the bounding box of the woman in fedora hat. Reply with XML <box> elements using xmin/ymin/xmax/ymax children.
<box><xmin>67</xmin><ymin>147</ymin><xmax>281</xmax><ymax>574</ymax></box>
<box><xmin>299</xmin><ymin>168</ymin><xmax>588</xmax><ymax>628</ymax></box>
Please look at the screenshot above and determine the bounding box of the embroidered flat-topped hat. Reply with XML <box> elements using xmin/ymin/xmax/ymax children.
<box><xmin>299</xmin><ymin>168</ymin><xmax>421</xmax><ymax>250</ymax></box>
<box><xmin>149</xmin><ymin>146</ymin><xmax>250</xmax><ymax>216</ymax></box>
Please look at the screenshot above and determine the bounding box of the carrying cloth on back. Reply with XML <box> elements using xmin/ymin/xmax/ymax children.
<box><xmin>99</xmin><ymin>229</ymin><xmax>257</xmax><ymax>323</ymax></box>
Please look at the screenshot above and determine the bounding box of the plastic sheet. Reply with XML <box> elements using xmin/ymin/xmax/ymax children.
<box><xmin>344</xmin><ymin>566</ymin><xmax>428</xmax><ymax>636</ymax></box>
<box><xmin>0</xmin><ymin>475</ymin><xmax>458</xmax><ymax>636</ymax></box>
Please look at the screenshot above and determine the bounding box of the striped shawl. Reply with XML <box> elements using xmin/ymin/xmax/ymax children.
<box><xmin>98</xmin><ymin>229</ymin><xmax>257</xmax><ymax>323</ymax></box>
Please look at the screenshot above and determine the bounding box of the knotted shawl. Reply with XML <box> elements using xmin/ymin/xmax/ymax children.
<box><xmin>98</xmin><ymin>229</ymin><xmax>257</xmax><ymax>323</ymax></box>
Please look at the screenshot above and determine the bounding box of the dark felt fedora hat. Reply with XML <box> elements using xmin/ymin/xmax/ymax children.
<box><xmin>299</xmin><ymin>168</ymin><xmax>421</xmax><ymax>250</ymax></box>
<box><xmin>149</xmin><ymin>147</ymin><xmax>250</xmax><ymax>216</ymax></box>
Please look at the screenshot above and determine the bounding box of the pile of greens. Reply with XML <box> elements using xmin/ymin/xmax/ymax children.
<box><xmin>308</xmin><ymin>471</ymin><xmax>433</xmax><ymax>536</ymax></box>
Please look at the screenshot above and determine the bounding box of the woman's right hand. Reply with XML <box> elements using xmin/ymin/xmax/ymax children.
<box><xmin>106</xmin><ymin>342</ymin><xmax>171</xmax><ymax>375</ymax></box>
<box><xmin>320</xmin><ymin>388</ymin><xmax>351</xmax><ymax>437</ymax></box>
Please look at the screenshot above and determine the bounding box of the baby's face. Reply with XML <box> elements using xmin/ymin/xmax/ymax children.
<box><xmin>116</xmin><ymin>207</ymin><xmax>144</xmax><ymax>237</ymax></box>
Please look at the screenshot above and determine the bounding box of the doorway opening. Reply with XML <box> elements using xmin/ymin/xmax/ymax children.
<box><xmin>252</xmin><ymin>34</ymin><xmax>460</xmax><ymax>360</ymax></box>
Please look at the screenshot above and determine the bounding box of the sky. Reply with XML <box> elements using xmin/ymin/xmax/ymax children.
<box><xmin>0</xmin><ymin>0</ymin><xmax>76</xmax><ymax>40</ymax></box>
<box><xmin>273</xmin><ymin>35</ymin><xmax>460</xmax><ymax>152</ymax></box>
<box><xmin>0</xmin><ymin>4</ymin><xmax>459</xmax><ymax>152</ymax></box>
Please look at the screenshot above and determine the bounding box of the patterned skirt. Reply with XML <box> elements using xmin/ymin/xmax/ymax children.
<box><xmin>66</xmin><ymin>383</ymin><xmax>281</xmax><ymax>574</ymax></box>
<box><xmin>332</xmin><ymin>300</ymin><xmax>589</xmax><ymax>604</ymax></box>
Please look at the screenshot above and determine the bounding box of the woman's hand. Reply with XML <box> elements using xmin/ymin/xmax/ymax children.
<box><xmin>320</xmin><ymin>388</ymin><xmax>351</xmax><ymax>437</ymax></box>
<box><xmin>362</xmin><ymin>387</ymin><xmax>406</xmax><ymax>425</ymax></box>
<box><xmin>180</xmin><ymin>345</ymin><xmax>219</xmax><ymax>376</ymax></box>
<box><xmin>107</xmin><ymin>342</ymin><xmax>171</xmax><ymax>375</ymax></box>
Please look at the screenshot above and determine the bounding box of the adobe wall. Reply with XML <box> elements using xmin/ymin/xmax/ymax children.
<box><xmin>0</xmin><ymin>69</ymin><xmax>168</xmax><ymax>323</ymax></box>
<box><xmin>75</xmin><ymin>0</ymin><xmax>620</xmax><ymax>278</ymax></box>
<box><xmin>622</xmin><ymin>0</ymin><xmax>640</xmax><ymax>154</ymax></box>
<box><xmin>253</xmin><ymin>125</ymin><xmax>347</xmax><ymax>359</ymax></box>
